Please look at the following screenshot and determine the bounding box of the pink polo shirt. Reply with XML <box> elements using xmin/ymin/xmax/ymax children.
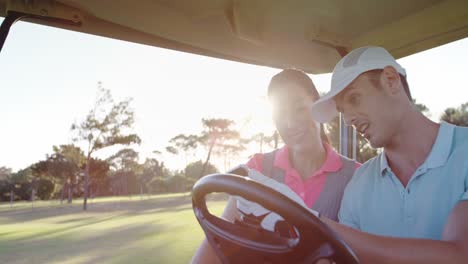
<box><xmin>246</xmin><ymin>144</ymin><xmax>360</xmax><ymax>208</ymax></box>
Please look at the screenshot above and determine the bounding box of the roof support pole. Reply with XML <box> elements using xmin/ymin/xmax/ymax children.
<box><xmin>339</xmin><ymin>114</ymin><xmax>357</xmax><ymax>160</ymax></box>
<box><xmin>1</xmin><ymin>0</ymin><xmax>82</xmax><ymax>54</ymax></box>
<box><xmin>0</xmin><ymin>11</ymin><xmax>28</xmax><ymax>53</ymax></box>
<box><xmin>335</xmin><ymin>47</ymin><xmax>357</xmax><ymax>160</ymax></box>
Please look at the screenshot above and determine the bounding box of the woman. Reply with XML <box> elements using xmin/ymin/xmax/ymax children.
<box><xmin>191</xmin><ymin>69</ymin><xmax>359</xmax><ymax>263</ymax></box>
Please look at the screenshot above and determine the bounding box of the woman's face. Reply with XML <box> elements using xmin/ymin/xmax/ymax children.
<box><xmin>270</xmin><ymin>83</ymin><xmax>321</xmax><ymax>152</ymax></box>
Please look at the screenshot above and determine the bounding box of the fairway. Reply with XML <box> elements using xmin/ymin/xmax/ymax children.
<box><xmin>0</xmin><ymin>194</ymin><xmax>227</xmax><ymax>264</ymax></box>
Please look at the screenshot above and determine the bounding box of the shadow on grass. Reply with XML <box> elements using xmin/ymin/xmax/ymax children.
<box><xmin>0</xmin><ymin>193</ymin><xmax>230</xmax><ymax>264</ymax></box>
<box><xmin>0</xmin><ymin>231</ymin><xmax>16</xmax><ymax>237</ymax></box>
<box><xmin>0</xmin><ymin>196</ymin><xmax>187</xmax><ymax>224</ymax></box>
<box><xmin>0</xmin><ymin>196</ymin><xmax>226</xmax><ymax>244</ymax></box>
<box><xmin>55</xmin><ymin>215</ymin><xmax>98</xmax><ymax>224</ymax></box>
<box><xmin>92</xmin><ymin>221</ymin><xmax>201</xmax><ymax>264</ymax></box>
<box><xmin>0</xmin><ymin>222</ymin><xmax>170</xmax><ymax>264</ymax></box>
<box><xmin>2</xmin><ymin>213</ymin><xmax>128</xmax><ymax>243</ymax></box>
<box><xmin>0</xmin><ymin>193</ymin><xmax>228</xmax><ymax>224</ymax></box>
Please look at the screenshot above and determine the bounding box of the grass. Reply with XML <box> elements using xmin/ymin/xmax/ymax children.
<box><xmin>0</xmin><ymin>193</ymin><xmax>192</xmax><ymax>212</ymax></box>
<box><xmin>0</xmin><ymin>193</ymin><xmax>228</xmax><ymax>264</ymax></box>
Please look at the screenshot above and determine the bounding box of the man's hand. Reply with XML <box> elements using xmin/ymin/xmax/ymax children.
<box><xmin>323</xmin><ymin>201</ymin><xmax>468</xmax><ymax>264</ymax></box>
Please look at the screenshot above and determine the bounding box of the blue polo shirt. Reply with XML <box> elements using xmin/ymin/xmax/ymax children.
<box><xmin>338</xmin><ymin>122</ymin><xmax>468</xmax><ymax>239</ymax></box>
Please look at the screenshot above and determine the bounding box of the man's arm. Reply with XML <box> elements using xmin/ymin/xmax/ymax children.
<box><xmin>323</xmin><ymin>201</ymin><xmax>468</xmax><ymax>264</ymax></box>
<box><xmin>191</xmin><ymin>197</ymin><xmax>240</xmax><ymax>264</ymax></box>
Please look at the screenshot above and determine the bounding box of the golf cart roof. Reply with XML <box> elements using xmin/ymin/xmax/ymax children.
<box><xmin>1</xmin><ymin>0</ymin><xmax>468</xmax><ymax>74</ymax></box>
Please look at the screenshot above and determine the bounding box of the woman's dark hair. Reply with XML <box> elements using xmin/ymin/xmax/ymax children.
<box><xmin>268</xmin><ymin>69</ymin><xmax>330</xmax><ymax>145</ymax></box>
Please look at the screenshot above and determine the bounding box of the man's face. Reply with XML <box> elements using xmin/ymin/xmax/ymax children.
<box><xmin>271</xmin><ymin>83</ymin><xmax>320</xmax><ymax>152</ymax></box>
<box><xmin>334</xmin><ymin>72</ymin><xmax>397</xmax><ymax>148</ymax></box>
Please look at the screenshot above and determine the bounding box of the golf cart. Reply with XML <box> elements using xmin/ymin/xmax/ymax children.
<box><xmin>1</xmin><ymin>1</ymin><xmax>467</xmax><ymax>263</ymax></box>
<box><xmin>192</xmin><ymin>166</ymin><xmax>360</xmax><ymax>263</ymax></box>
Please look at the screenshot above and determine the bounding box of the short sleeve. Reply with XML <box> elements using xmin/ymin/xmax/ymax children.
<box><xmin>245</xmin><ymin>153</ymin><xmax>264</xmax><ymax>172</ymax></box>
<box><xmin>338</xmin><ymin>170</ymin><xmax>361</xmax><ymax>230</ymax></box>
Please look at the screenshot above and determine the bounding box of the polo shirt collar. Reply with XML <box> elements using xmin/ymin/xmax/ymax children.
<box><xmin>379</xmin><ymin>152</ymin><xmax>389</xmax><ymax>176</ymax></box>
<box><xmin>423</xmin><ymin>121</ymin><xmax>454</xmax><ymax>169</ymax></box>
<box><xmin>380</xmin><ymin>121</ymin><xmax>455</xmax><ymax>176</ymax></box>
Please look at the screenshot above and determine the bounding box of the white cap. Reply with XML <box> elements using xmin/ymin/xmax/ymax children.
<box><xmin>311</xmin><ymin>46</ymin><xmax>406</xmax><ymax>123</ymax></box>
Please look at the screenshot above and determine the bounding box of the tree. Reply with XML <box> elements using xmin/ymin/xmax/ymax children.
<box><xmin>167</xmin><ymin>134</ymin><xmax>199</xmax><ymax>166</ymax></box>
<box><xmin>166</xmin><ymin>174</ymin><xmax>186</xmax><ymax>193</ymax></box>
<box><xmin>41</xmin><ymin>154</ymin><xmax>76</xmax><ymax>203</ymax></box>
<box><xmin>184</xmin><ymin>160</ymin><xmax>218</xmax><ymax>189</ymax></box>
<box><xmin>0</xmin><ymin>179</ymin><xmax>11</xmax><ymax>202</ymax></box>
<box><xmin>88</xmin><ymin>158</ymin><xmax>110</xmax><ymax>197</ymax></box>
<box><xmin>142</xmin><ymin>158</ymin><xmax>166</xmax><ymax>178</ymax></box>
<box><xmin>165</xmin><ymin>146</ymin><xmax>178</xmax><ymax>155</ymax></box>
<box><xmin>198</xmin><ymin>118</ymin><xmax>240</xmax><ymax>178</ymax></box>
<box><xmin>10</xmin><ymin>168</ymin><xmax>34</xmax><ymax>203</ymax></box>
<box><xmin>250</xmin><ymin>131</ymin><xmax>281</xmax><ymax>153</ymax></box>
<box><xmin>107</xmin><ymin>148</ymin><xmax>140</xmax><ymax>196</ymax></box>
<box><xmin>441</xmin><ymin>102</ymin><xmax>468</xmax><ymax>126</ymax></box>
<box><xmin>35</xmin><ymin>178</ymin><xmax>55</xmax><ymax>200</ymax></box>
<box><xmin>30</xmin><ymin>161</ymin><xmax>49</xmax><ymax>206</ymax></box>
<box><xmin>107</xmin><ymin>148</ymin><xmax>139</xmax><ymax>172</ymax></box>
<box><xmin>48</xmin><ymin>144</ymin><xmax>85</xmax><ymax>203</ymax></box>
<box><xmin>30</xmin><ymin>161</ymin><xmax>59</xmax><ymax>201</ymax></box>
<box><xmin>71</xmin><ymin>83</ymin><xmax>141</xmax><ymax>210</ymax></box>
<box><xmin>250</xmin><ymin>133</ymin><xmax>265</xmax><ymax>153</ymax></box>
<box><xmin>0</xmin><ymin>167</ymin><xmax>12</xmax><ymax>180</ymax></box>
<box><xmin>217</xmin><ymin>140</ymin><xmax>246</xmax><ymax>171</ymax></box>
<box><xmin>140</xmin><ymin>158</ymin><xmax>168</xmax><ymax>195</ymax></box>
<box><xmin>0</xmin><ymin>167</ymin><xmax>14</xmax><ymax>204</ymax></box>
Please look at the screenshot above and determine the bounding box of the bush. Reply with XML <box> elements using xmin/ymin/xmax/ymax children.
<box><xmin>0</xmin><ymin>180</ymin><xmax>12</xmax><ymax>201</ymax></box>
<box><xmin>148</xmin><ymin>177</ymin><xmax>167</xmax><ymax>194</ymax></box>
<box><xmin>166</xmin><ymin>175</ymin><xmax>186</xmax><ymax>193</ymax></box>
<box><xmin>184</xmin><ymin>160</ymin><xmax>218</xmax><ymax>180</ymax></box>
<box><xmin>36</xmin><ymin>178</ymin><xmax>55</xmax><ymax>200</ymax></box>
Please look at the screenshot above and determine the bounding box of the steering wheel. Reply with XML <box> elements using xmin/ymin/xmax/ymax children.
<box><xmin>192</xmin><ymin>173</ymin><xmax>360</xmax><ymax>264</ymax></box>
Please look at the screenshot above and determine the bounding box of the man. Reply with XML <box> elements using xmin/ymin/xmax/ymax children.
<box><xmin>310</xmin><ymin>46</ymin><xmax>468</xmax><ymax>263</ymax></box>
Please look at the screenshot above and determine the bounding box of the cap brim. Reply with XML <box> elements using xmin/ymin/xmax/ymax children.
<box><xmin>311</xmin><ymin>90</ymin><xmax>340</xmax><ymax>123</ymax></box>
<box><xmin>311</xmin><ymin>66</ymin><xmax>365</xmax><ymax>123</ymax></box>
<box><xmin>311</xmin><ymin>97</ymin><xmax>337</xmax><ymax>123</ymax></box>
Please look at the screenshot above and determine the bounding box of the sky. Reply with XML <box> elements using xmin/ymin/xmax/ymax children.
<box><xmin>1</xmin><ymin>19</ymin><xmax>467</xmax><ymax>172</ymax></box>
